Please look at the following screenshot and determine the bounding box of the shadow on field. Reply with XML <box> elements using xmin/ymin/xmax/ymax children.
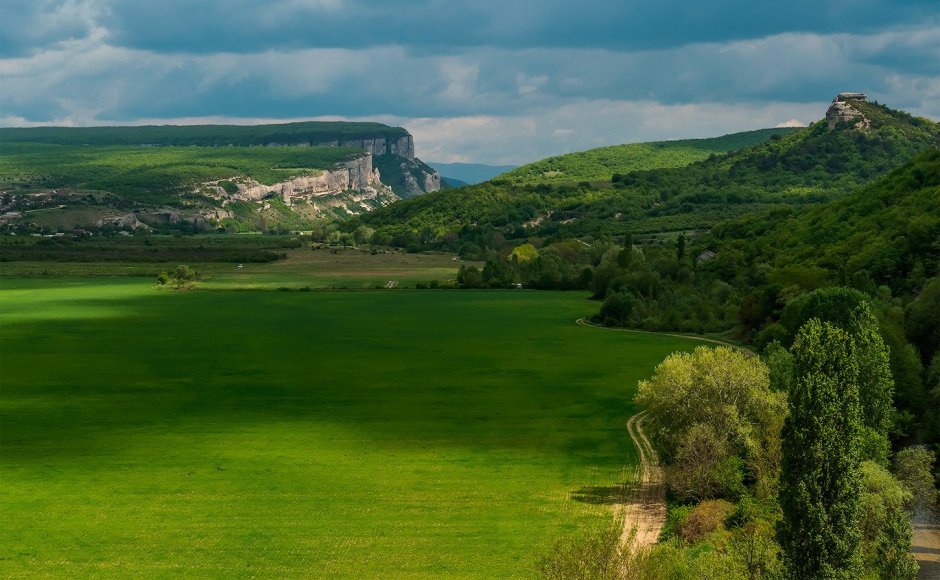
<box><xmin>1</xmin><ymin>289</ymin><xmax>690</xmax><ymax>467</ymax></box>
<box><xmin>569</xmin><ymin>485</ymin><xmax>628</xmax><ymax>505</ymax></box>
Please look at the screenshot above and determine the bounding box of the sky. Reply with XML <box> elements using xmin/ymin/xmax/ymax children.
<box><xmin>1</xmin><ymin>1</ymin><xmax>939</xmax><ymax>165</ymax></box>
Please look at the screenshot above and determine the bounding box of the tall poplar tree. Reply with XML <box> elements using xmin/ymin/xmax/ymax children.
<box><xmin>780</xmin><ymin>288</ymin><xmax>894</xmax><ymax>461</ymax></box>
<box><xmin>778</xmin><ymin>320</ymin><xmax>863</xmax><ymax>579</ymax></box>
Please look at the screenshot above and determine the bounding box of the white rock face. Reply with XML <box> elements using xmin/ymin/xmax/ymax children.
<box><xmin>826</xmin><ymin>93</ymin><xmax>870</xmax><ymax>130</ymax></box>
<box><xmin>200</xmin><ymin>153</ymin><xmax>388</xmax><ymax>204</ymax></box>
<box><xmin>422</xmin><ymin>169</ymin><xmax>441</xmax><ymax>193</ymax></box>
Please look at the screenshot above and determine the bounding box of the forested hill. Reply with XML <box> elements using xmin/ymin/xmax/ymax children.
<box><xmin>359</xmin><ymin>98</ymin><xmax>939</xmax><ymax>240</ymax></box>
<box><xmin>710</xmin><ymin>148</ymin><xmax>940</xmax><ymax>300</ymax></box>
<box><xmin>0</xmin><ymin>122</ymin><xmax>408</xmax><ymax>147</ymax></box>
<box><xmin>501</xmin><ymin>128</ymin><xmax>799</xmax><ymax>184</ymax></box>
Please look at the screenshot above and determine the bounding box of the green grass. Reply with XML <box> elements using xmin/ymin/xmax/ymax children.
<box><xmin>0</xmin><ymin>245</ymin><xmax>473</xmax><ymax>289</ymax></box>
<box><xmin>0</xmin><ymin>282</ymin><xmax>698</xmax><ymax>577</ymax></box>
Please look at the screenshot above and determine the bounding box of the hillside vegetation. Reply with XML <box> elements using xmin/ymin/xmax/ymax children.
<box><xmin>502</xmin><ymin>128</ymin><xmax>799</xmax><ymax>184</ymax></box>
<box><xmin>359</xmin><ymin>101</ymin><xmax>938</xmax><ymax>240</ymax></box>
<box><xmin>712</xmin><ymin>148</ymin><xmax>940</xmax><ymax>298</ymax></box>
<box><xmin>0</xmin><ymin>143</ymin><xmax>362</xmax><ymax>205</ymax></box>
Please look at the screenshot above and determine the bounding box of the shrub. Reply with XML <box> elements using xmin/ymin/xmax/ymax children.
<box><xmin>677</xmin><ymin>499</ymin><xmax>734</xmax><ymax>543</ymax></box>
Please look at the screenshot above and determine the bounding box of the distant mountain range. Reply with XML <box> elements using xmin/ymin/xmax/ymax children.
<box><xmin>426</xmin><ymin>162</ymin><xmax>518</xmax><ymax>185</ymax></box>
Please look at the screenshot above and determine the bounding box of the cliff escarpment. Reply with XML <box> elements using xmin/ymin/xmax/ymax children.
<box><xmin>0</xmin><ymin>121</ymin><xmax>441</xmax><ymax>198</ymax></box>
<box><xmin>197</xmin><ymin>152</ymin><xmax>400</xmax><ymax>219</ymax></box>
<box><xmin>311</xmin><ymin>134</ymin><xmax>440</xmax><ymax>198</ymax></box>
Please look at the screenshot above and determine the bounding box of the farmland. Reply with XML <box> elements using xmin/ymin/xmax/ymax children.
<box><xmin>0</xmin><ymin>281</ymin><xmax>697</xmax><ymax>577</ymax></box>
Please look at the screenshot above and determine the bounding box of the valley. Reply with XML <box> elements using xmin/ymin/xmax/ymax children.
<box><xmin>1</xmin><ymin>93</ymin><xmax>938</xmax><ymax>579</ymax></box>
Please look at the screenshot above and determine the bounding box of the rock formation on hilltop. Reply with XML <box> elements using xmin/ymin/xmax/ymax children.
<box><xmin>827</xmin><ymin>92</ymin><xmax>870</xmax><ymax>130</ymax></box>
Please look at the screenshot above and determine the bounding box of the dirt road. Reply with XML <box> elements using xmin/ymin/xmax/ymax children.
<box><xmin>620</xmin><ymin>411</ymin><xmax>666</xmax><ymax>549</ymax></box>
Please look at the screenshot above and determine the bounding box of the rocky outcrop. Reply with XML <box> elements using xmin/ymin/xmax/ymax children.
<box><xmin>401</xmin><ymin>165</ymin><xmax>442</xmax><ymax>197</ymax></box>
<box><xmin>373</xmin><ymin>155</ymin><xmax>441</xmax><ymax>198</ymax></box>
<box><xmin>827</xmin><ymin>92</ymin><xmax>870</xmax><ymax>130</ymax></box>
<box><xmin>199</xmin><ymin>153</ymin><xmax>389</xmax><ymax>205</ymax></box>
<box><xmin>265</xmin><ymin>131</ymin><xmax>438</xmax><ymax>197</ymax></box>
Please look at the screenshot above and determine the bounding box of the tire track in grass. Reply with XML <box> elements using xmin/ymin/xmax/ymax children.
<box><xmin>574</xmin><ymin>318</ymin><xmax>752</xmax><ymax>551</ymax></box>
<box><xmin>621</xmin><ymin>411</ymin><xmax>666</xmax><ymax>549</ymax></box>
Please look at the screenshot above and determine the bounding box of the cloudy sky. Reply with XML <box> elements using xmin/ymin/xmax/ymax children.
<box><xmin>2</xmin><ymin>1</ymin><xmax>939</xmax><ymax>164</ymax></box>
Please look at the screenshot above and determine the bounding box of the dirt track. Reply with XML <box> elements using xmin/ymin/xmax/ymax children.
<box><xmin>621</xmin><ymin>411</ymin><xmax>666</xmax><ymax>549</ymax></box>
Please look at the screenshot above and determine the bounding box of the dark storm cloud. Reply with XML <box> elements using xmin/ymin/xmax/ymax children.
<box><xmin>1</xmin><ymin>1</ymin><xmax>938</xmax><ymax>162</ymax></box>
<box><xmin>3</xmin><ymin>0</ymin><xmax>938</xmax><ymax>56</ymax></box>
<box><xmin>0</xmin><ymin>0</ymin><xmax>103</xmax><ymax>57</ymax></box>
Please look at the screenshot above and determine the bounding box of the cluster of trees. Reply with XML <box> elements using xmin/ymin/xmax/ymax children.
<box><xmin>455</xmin><ymin>240</ymin><xmax>596</xmax><ymax>290</ymax></box>
<box><xmin>542</xmin><ymin>287</ymin><xmax>937</xmax><ymax>578</ymax></box>
<box><xmin>0</xmin><ymin>233</ymin><xmax>296</xmax><ymax>263</ymax></box>
<box><xmin>156</xmin><ymin>264</ymin><xmax>199</xmax><ymax>289</ymax></box>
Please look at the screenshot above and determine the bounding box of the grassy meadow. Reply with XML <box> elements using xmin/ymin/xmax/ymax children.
<box><xmin>0</xmin><ymin>245</ymin><xmax>473</xmax><ymax>290</ymax></box>
<box><xmin>0</xmin><ymin>279</ymin><xmax>697</xmax><ymax>578</ymax></box>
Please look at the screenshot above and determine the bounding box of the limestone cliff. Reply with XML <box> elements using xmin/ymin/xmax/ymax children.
<box><xmin>262</xmin><ymin>132</ymin><xmax>440</xmax><ymax>198</ymax></box>
<box><xmin>199</xmin><ymin>153</ymin><xmax>386</xmax><ymax>202</ymax></box>
<box><xmin>373</xmin><ymin>155</ymin><xmax>441</xmax><ymax>198</ymax></box>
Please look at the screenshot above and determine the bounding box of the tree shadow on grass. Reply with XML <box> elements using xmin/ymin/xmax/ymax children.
<box><xmin>1</xmin><ymin>289</ymin><xmax>689</xmax><ymax>467</ymax></box>
<box><xmin>569</xmin><ymin>485</ymin><xmax>628</xmax><ymax>505</ymax></box>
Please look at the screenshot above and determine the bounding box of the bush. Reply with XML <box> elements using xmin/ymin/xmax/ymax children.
<box><xmin>894</xmin><ymin>445</ymin><xmax>938</xmax><ymax>515</ymax></box>
<box><xmin>677</xmin><ymin>500</ymin><xmax>734</xmax><ymax>543</ymax></box>
<box><xmin>536</xmin><ymin>518</ymin><xmax>634</xmax><ymax>579</ymax></box>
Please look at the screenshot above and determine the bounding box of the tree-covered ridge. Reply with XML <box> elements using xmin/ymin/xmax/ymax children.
<box><xmin>361</xmin><ymin>102</ymin><xmax>939</xmax><ymax>240</ymax></box>
<box><xmin>711</xmin><ymin>148</ymin><xmax>940</xmax><ymax>298</ymax></box>
<box><xmin>0</xmin><ymin>121</ymin><xmax>409</xmax><ymax>147</ymax></box>
<box><xmin>0</xmin><ymin>143</ymin><xmax>364</xmax><ymax>205</ymax></box>
<box><xmin>501</xmin><ymin>128</ymin><xmax>799</xmax><ymax>184</ymax></box>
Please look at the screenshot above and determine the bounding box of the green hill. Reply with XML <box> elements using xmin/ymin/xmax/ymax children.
<box><xmin>360</xmin><ymin>100</ymin><xmax>939</xmax><ymax>241</ymax></box>
<box><xmin>586</xmin><ymin>149</ymin><xmax>940</xmax><ymax>442</ymax></box>
<box><xmin>0</xmin><ymin>142</ymin><xmax>363</xmax><ymax>205</ymax></box>
<box><xmin>710</xmin><ymin>147</ymin><xmax>940</xmax><ymax>298</ymax></box>
<box><xmin>501</xmin><ymin>128</ymin><xmax>799</xmax><ymax>184</ymax></box>
<box><xmin>0</xmin><ymin>121</ymin><xmax>437</xmax><ymax>232</ymax></box>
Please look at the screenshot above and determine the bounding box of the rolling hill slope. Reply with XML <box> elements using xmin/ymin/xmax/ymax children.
<box><xmin>500</xmin><ymin>128</ymin><xmax>799</xmax><ymax>184</ymax></box>
<box><xmin>360</xmin><ymin>97</ymin><xmax>939</xmax><ymax>240</ymax></box>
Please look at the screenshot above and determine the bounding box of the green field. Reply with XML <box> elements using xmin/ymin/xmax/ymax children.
<box><xmin>0</xmin><ymin>282</ymin><xmax>697</xmax><ymax>577</ymax></box>
<box><xmin>0</xmin><ymin>244</ymin><xmax>475</xmax><ymax>290</ymax></box>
